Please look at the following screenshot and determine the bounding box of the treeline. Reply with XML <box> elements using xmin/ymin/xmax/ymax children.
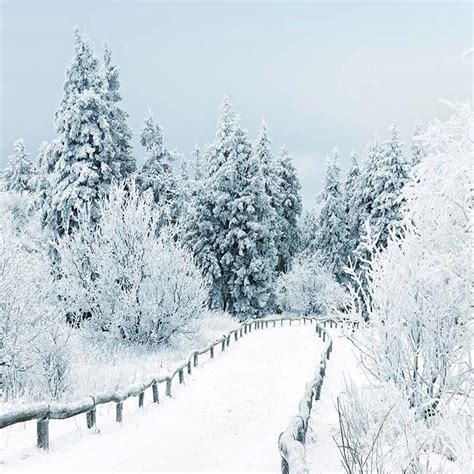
<box><xmin>2</xmin><ymin>28</ymin><xmax>424</xmax><ymax>324</ymax></box>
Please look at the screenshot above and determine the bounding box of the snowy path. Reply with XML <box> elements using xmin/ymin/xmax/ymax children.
<box><xmin>2</xmin><ymin>325</ymin><xmax>323</xmax><ymax>472</ymax></box>
<box><xmin>305</xmin><ymin>332</ymin><xmax>366</xmax><ymax>473</ymax></box>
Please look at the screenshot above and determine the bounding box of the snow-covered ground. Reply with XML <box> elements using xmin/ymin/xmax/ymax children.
<box><xmin>305</xmin><ymin>330</ymin><xmax>367</xmax><ymax>473</ymax></box>
<box><xmin>1</xmin><ymin>324</ymin><xmax>324</xmax><ymax>472</ymax></box>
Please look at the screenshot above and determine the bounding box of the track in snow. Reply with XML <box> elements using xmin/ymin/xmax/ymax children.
<box><xmin>3</xmin><ymin>325</ymin><xmax>323</xmax><ymax>472</ymax></box>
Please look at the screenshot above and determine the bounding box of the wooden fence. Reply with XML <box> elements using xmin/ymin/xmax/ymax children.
<box><xmin>278</xmin><ymin>321</ymin><xmax>337</xmax><ymax>474</ymax></box>
<box><xmin>0</xmin><ymin>316</ymin><xmax>338</xmax><ymax>452</ymax></box>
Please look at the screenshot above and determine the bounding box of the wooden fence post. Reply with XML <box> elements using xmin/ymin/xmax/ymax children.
<box><xmin>116</xmin><ymin>402</ymin><xmax>123</xmax><ymax>422</ymax></box>
<box><xmin>166</xmin><ymin>378</ymin><xmax>172</xmax><ymax>397</ymax></box>
<box><xmin>138</xmin><ymin>391</ymin><xmax>144</xmax><ymax>408</ymax></box>
<box><xmin>187</xmin><ymin>360</ymin><xmax>192</xmax><ymax>375</ymax></box>
<box><xmin>234</xmin><ymin>331</ymin><xmax>238</xmax><ymax>341</ymax></box>
<box><xmin>226</xmin><ymin>336</ymin><xmax>230</xmax><ymax>347</ymax></box>
<box><xmin>152</xmin><ymin>383</ymin><xmax>159</xmax><ymax>403</ymax></box>
<box><xmin>86</xmin><ymin>406</ymin><xmax>96</xmax><ymax>429</ymax></box>
<box><xmin>289</xmin><ymin>319</ymin><xmax>292</xmax><ymax>326</ymax></box>
<box><xmin>193</xmin><ymin>353</ymin><xmax>198</xmax><ymax>367</ymax></box>
<box><xmin>281</xmin><ymin>320</ymin><xmax>284</xmax><ymax>327</ymax></box>
<box><xmin>273</xmin><ymin>320</ymin><xmax>276</xmax><ymax>328</ymax></box>
<box><xmin>179</xmin><ymin>368</ymin><xmax>184</xmax><ymax>384</ymax></box>
<box><xmin>240</xmin><ymin>327</ymin><xmax>243</xmax><ymax>337</ymax></box>
<box><xmin>37</xmin><ymin>417</ymin><xmax>49</xmax><ymax>450</ymax></box>
<box><xmin>221</xmin><ymin>339</ymin><xmax>226</xmax><ymax>351</ymax></box>
<box><xmin>322</xmin><ymin>331</ymin><xmax>326</xmax><ymax>342</ymax></box>
<box><xmin>210</xmin><ymin>346</ymin><xmax>214</xmax><ymax>359</ymax></box>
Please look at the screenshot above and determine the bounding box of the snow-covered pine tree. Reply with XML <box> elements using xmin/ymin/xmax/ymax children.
<box><xmin>227</xmin><ymin>126</ymin><xmax>277</xmax><ymax>318</ymax></box>
<box><xmin>192</xmin><ymin>143</ymin><xmax>206</xmax><ymax>181</ymax></box>
<box><xmin>349</xmin><ymin>138</ymin><xmax>383</xmax><ymax>266</ymax></box>
<box><xmin>186</xmin><ymin>98</ymin><xmax>276</xmax><ymax>319</ymax></box>
<box><xmin>342</xmin><ymin>151</ymin><xmax>360</xmax><ymax>269</ymax></box>
<box><xmin>2</xmin><ymin>139</ymin><xmax>37</xmax><ymax>193</ymax></box>
<box><xmin>136</xmin><ymin>112</ymin><xmax>180</xmax><ymax>223</ymax></box>
<box><xmin>301</xmin><ymin>204</ymin><xmax>320</xmax><ymax>256</ymax></box>
<box><xmin>368</xmin><ymin>123</ymin><xmax>410</xmax><ymax>249</ymax></box>
<box><xmin>251</xmin><ymin>121</ymin><xmax>280</xmax><ymax>264</ymax></box>
<box><xmin>185</xmin><ymin>97</ymin><xmax>239</xmax><ymax>311</ymax></box>
<box><xmin>101</xmin><ymin>43</ymin><xmax>136</xmax><ymax>176</ymax></box>
<box><xmin>411</xmin><ymin>118</ymin><xmax>426</xmax><ymax>167</ymax></box>
<box><xmin>275</xmin><ymin>146</ymin><xmax>303</xmax><ymax>272</ymax></box>
<box><xmin>314</xmin><ymin>147</ymin><xmax>348</xmax><ymax>282</ymax></box>
<box><xmin>44</xmin><ymin>29</ymin><xmax>129</xmax><ymax>236</ymax></box>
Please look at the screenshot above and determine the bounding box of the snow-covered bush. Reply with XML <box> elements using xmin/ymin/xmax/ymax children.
<box><xmin>0</xmin><ymin>208</ymin><xmax>70</xmax><ymax>401</ymax></box>
<box><xmin>56</xmin><ymin>181</ymin><xmax>209</xmax><ymax>346</ymax></box>
<box><xmin>342</xmin><ymin>103</ymin><xmax>473</xmax><ymax>469</ymax></box>
<box><xmin>275</xmin><ymin>254</ymin><xmax>346</xmax><ymax>316</ymax></box>
<box><xmin>346</xmin><ymin>103</ymin><xmax>472</xmax><ymax>413</ymax></box>
<box><xmin>336</xmin><ymin>381</ymin><xmax>472</xmax><ymax>472</ymax></box>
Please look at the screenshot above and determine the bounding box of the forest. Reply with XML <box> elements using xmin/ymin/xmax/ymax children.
<box><xmin>0</xmin><ymin>28</ymin><xmax>472</xmax><ymax>472</ymax></box>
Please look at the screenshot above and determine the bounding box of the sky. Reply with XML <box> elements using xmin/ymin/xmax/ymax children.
<box><xmin>1</xmin><ymin>1</ymin><xmax>472</xmax><ymax>209</ymax></box>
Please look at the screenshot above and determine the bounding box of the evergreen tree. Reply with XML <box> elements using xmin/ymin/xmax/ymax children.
<box><xmin>275</xmin><ymin>146</ymin><xmax>303</xmax><ymax>271</ymax></box>
<box><xmin>101</xmin><ymin>43</ymin><xmax>136</xmax><ymax>176</ymax></box>
<box><xmin>314</xmin><ymin>147</ymin><xmax>348</xmax><ymax>282</ymax></box>
<box><xmin>411</xmin><ymin>118</ymin><xmax>426</xmax><ymax>167</ymax></box>
<box><xmin>44</xmin><ymin>29</ymin><xmax>128</xmax><ymax>236</ymax></box>
<box><xmin>301</xmin><ymin>203</ymin><xmax>320</xmax><ymax>256</ymax></box>
<box><xmin>2</xmin><ymin>139</ymin><xmax>37</xmax><ymax>193</ymax></box>
<box><xmin>368</xmin><ymin>123</ymin><xmax>410</xmax><ymax>249</ymax></box>
<box><xmin>192</xmin><ymin>143</ymin><xmax>206</xmax><ymax>181</ymax></box>
<box><xmin>186</xmin><ymin>98</ymin><xmax>276</xmax><ymax>319</ymax></box>
<box><xmin>252</xmin><ymin>121</ymin><xmax>280</xmax><ymax>260</ymax></box>
<box><xmin>342</xmin><ymin>151</ymin><xmax>360</xmax><ymax>267</ymax></box>
<box><xmin>136</xmin><ymin>112</ymin><xmax>179</xmax><ymax>221</ymax></box>
<box><xmin>226</xmin><ymin>127</ymin><xmax>277</xmax><ymax>318</ymax></box>
<box><xmin>350</xmin><ymin>139</ymin><xmax>384</xmax><ymax>266</ymax></box>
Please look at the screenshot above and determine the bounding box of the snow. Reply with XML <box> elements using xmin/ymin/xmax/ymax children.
<box><xmin>305</xmin><ymin>330</ymin><xmax>367</xmax><ymax>473</ymax></box>
<box><xmin>1</xmin><ymin>324</ymin><xmax>323</xmax><ymax>472</ymax></box>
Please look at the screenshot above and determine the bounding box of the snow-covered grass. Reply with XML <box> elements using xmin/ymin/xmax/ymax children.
<box><xmin>1</xmin><ymin>311</ymin><xmax>238</xmax><ymax>407</ymax></box>
<box><xmin>305</xmin><ymin>329</ymin><xmax>367</xmax><ymax>473</ymax></box>
<box><xmin>1</xmin><ymin>324</ymin><xmax>323</xmax><ymax>471</ymax></box>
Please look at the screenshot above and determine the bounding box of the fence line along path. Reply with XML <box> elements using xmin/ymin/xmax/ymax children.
<box><xmin>3</xmin><ymin>321</ymin><xmax>325</xmax><ymax>472</ymax></box>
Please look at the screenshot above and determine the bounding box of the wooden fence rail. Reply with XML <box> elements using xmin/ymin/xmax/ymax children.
<box><xmin>0</xmin><ymin>315</ymin><xmax>345</xmax><ymax>453</ymax></box>
<box><xmin>278</xmin><ymin>321</ymin><xmax>337</xmax><ymax>474</ymax></box>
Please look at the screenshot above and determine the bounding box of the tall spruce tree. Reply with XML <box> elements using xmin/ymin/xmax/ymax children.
<box><xmin>252</xmin><ymin>122</ymin><xmax>280</xmax><ymax>259</ymax></box>
<box><xmin>136</xmin><ymin>112</ymin><xmax>179</xmax><ymax>222</ymax></box>
<box><xmin>44</xmin><ymin>29</ymin><xmax>129</xmax><ymax>236</ymax></box>
<box><xmin>368</xmin><ymin>123</ymin><xmax>410</xmax><ymax>249</ymax></box>
<box><xmin>275</xmin><ymin>146</ymin><xmax>303</xmax><ymax>271</ymax></box>
<box><xmin>2</xmin><ymin>139</ymin><xmax>37</xmax><ymax>193</ymax></box>
<box><xmin>314</xmin><ymin>147</ymin><xmax>348</xmax><ymax>282</ymax></box>
<box><xmin>192</xmin><ymin>143</ymin><xmax>206</xmax><ymax>181</ymax></box>
<box><xmin>342</xmin><ymin>151</ymin><xmax>360</xmax><ymax>268</ymax></box>
<box><xmin>102</xmin><ymin>43</ymin><xmax>136</xmax><ymax>176</ymax></box>
<box><xmin>186</xmin><ymin>98</ymin><xmax>276</xmax><ymax>319</ymax></box>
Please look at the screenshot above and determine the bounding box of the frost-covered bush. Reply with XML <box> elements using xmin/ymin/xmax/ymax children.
<box><xmin>336</xmin><ymin>381</ymin><xmax>472</xmax><ymax>473</ymax></box>
<box><xmin>342</xmin><ymin>104</ymin><xmax>473</xmax><ymax>469</ymax></box>
<box><xmin>275</xmin><ymin>254</ymin><xmax>346</xmax><ymax>316</ymax></box>
<box><xmin>346</xmin><ymin>103</ymin><xmax>472</xmax><ymax>414</ymax></box>
<box><xmin>56</xmin><ymin>182</ymin><xmax>209</xmax><ymax>346</ymax></box>
<box><xmin>0</xmin><ymin>208</ymin><xmax>70</xmax><ymax>401</ymax></box>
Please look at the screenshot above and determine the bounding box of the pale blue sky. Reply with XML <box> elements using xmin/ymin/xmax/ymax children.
<box><xmin>1</xmin><ymin>1</ymin><xmax>472</xmax><ymax>209</ymax></box>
